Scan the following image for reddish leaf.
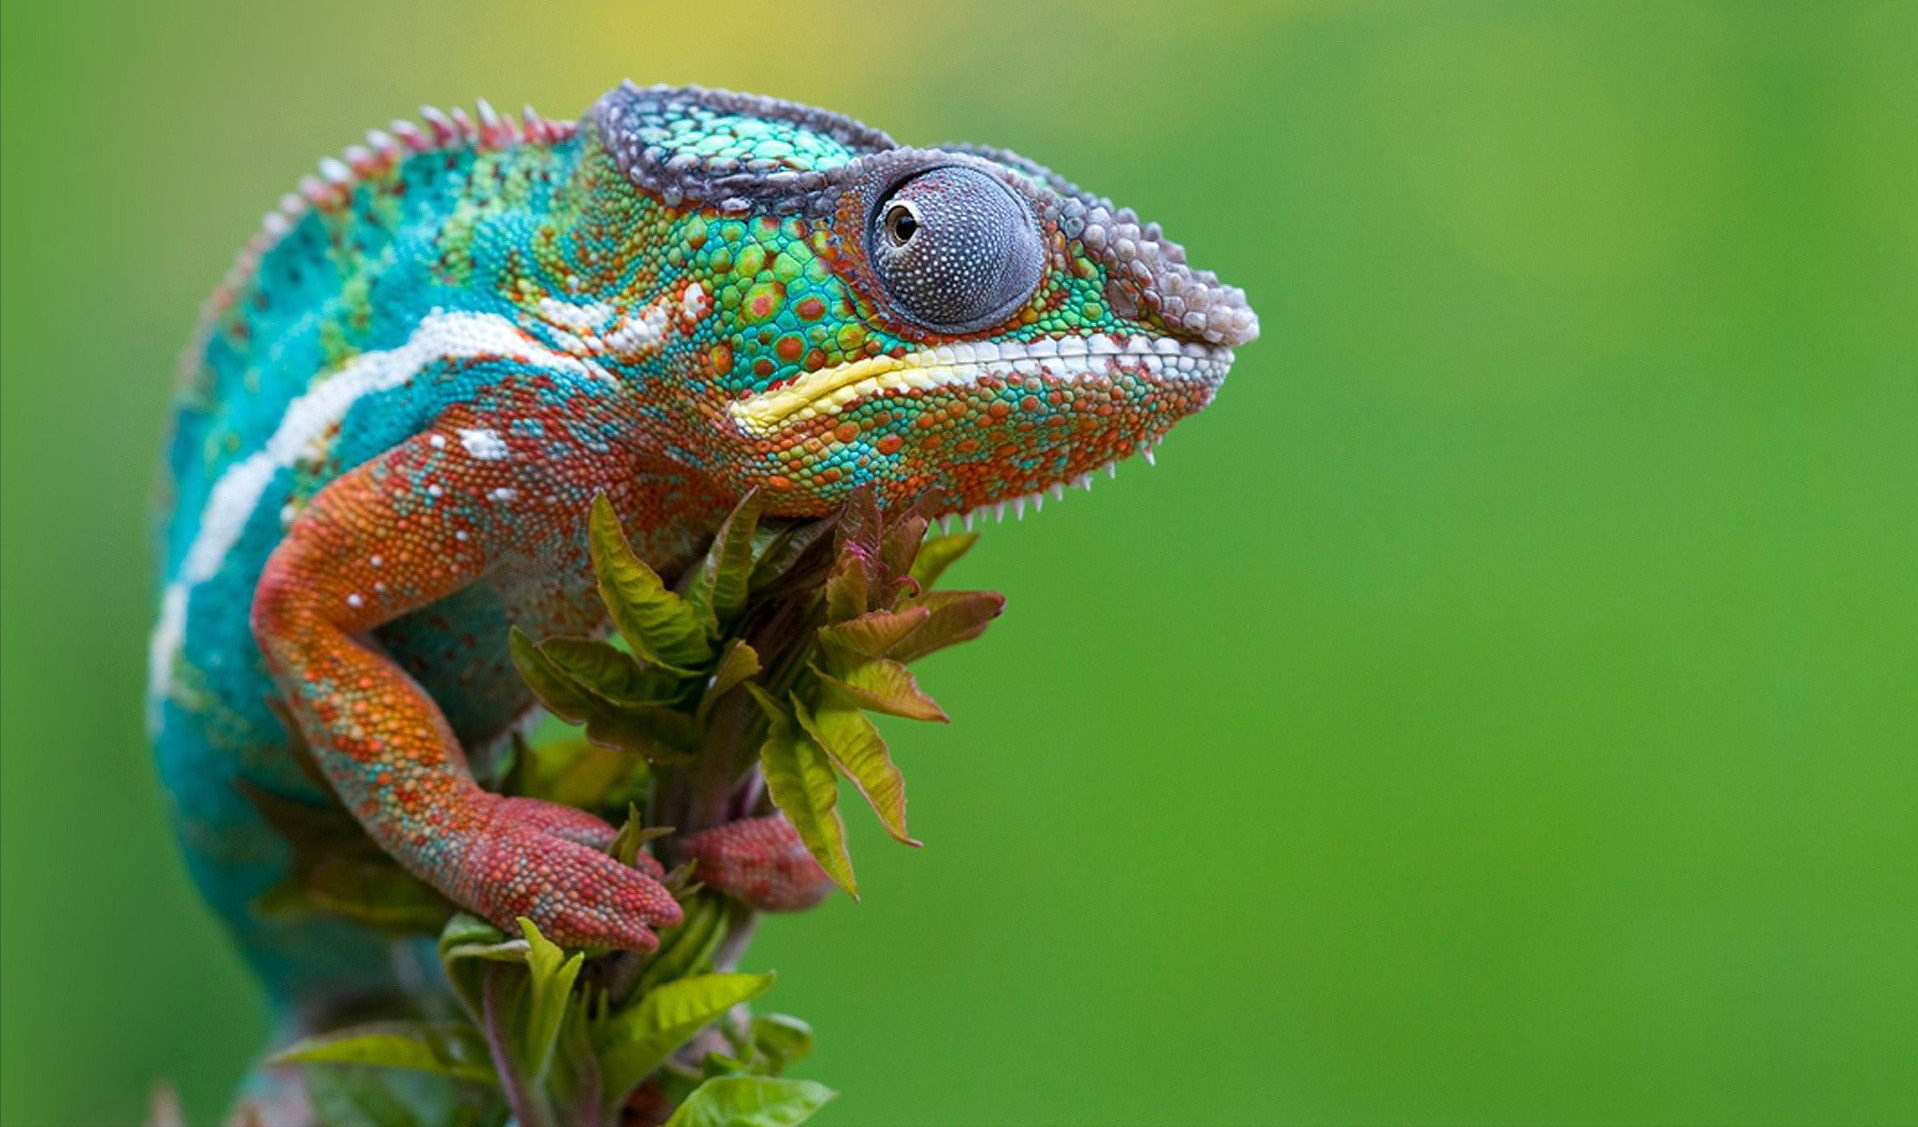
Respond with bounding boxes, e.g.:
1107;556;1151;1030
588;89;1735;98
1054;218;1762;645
816;606;931;659
889;590;1004;663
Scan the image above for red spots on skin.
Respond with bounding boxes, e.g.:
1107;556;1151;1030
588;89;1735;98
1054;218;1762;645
710;344;734;376
748;288;783;320
753;358;775;378
876;434;903;455
833;422;859;443
776;336;804;362
1021;395;1042;412
795;296;826;320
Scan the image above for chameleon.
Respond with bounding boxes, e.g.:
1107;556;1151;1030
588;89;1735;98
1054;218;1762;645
148;80;1257;1092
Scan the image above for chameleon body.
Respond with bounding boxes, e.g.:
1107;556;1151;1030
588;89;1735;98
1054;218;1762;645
149;84;1256;1034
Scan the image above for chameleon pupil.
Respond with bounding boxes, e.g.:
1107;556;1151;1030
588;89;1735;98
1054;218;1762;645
887;205;917;244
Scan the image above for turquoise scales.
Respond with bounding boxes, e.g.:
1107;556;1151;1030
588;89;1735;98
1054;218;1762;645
150;81;1256;1038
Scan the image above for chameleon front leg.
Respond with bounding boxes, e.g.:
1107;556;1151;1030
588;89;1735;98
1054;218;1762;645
252;416;682;950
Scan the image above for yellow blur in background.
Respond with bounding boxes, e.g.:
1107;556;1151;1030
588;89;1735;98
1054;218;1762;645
3;1;1914;1124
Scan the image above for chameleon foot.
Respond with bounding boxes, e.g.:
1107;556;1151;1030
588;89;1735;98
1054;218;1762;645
682;814;834;912
455;796;682;950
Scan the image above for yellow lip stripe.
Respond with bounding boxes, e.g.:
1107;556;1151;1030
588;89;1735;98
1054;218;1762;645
725;334;1220;438
728;353;913;436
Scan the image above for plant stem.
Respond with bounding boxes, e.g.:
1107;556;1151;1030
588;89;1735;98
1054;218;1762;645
710;902;759;973
483;963;555;1127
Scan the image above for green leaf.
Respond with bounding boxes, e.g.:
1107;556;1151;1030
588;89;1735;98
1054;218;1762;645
257;853;453;936
741;680;788;725
302;1062;496;1127
437;913;527;1022
909;531;979;590
271;1021;496;1086
508;626;602;722
696;639;761;726
816;606;931;660
538;636;658;705
439;911;511;954
887;589;1004;663
596;972;776;1115
509;736;650;811
663;1077;836;1127
547;1004;605;1127
759;713;858;896
516;918;585;1088
242;780;453;936
583;704;698;767
686;490;763;633
609;803;672;869
792;697;917;847
590;494;714;672
635;893;730;998
749;1015;815;1075
817;659;949;722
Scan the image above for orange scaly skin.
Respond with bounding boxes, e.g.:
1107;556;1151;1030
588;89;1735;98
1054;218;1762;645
251;419;694;948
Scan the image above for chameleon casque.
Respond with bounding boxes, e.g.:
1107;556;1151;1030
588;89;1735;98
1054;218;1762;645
148;81;1257;1078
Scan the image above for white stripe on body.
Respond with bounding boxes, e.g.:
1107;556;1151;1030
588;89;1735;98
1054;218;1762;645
146;309;613;727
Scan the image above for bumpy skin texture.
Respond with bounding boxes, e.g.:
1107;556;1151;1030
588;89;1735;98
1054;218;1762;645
149;84;1257;1010
682;815;835;912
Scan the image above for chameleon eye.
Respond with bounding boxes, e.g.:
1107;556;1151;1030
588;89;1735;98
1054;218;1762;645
883;202;920;246
866;166;1043;333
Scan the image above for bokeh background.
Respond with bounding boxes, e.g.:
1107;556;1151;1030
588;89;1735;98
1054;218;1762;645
4;1;1915;1124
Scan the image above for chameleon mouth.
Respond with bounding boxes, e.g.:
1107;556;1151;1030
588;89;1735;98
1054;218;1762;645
728;334;1232;438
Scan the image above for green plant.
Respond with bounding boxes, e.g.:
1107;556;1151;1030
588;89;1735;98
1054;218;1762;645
264;488;1002;1125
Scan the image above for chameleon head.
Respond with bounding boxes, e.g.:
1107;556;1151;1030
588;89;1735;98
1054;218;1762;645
593;84;1259;518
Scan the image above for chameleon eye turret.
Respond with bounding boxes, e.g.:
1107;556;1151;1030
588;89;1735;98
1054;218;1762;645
863;164;1045;333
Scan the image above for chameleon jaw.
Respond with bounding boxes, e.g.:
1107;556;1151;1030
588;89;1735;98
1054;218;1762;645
727;333;1232;438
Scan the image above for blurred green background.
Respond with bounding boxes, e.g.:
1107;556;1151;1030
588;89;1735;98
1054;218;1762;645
4;1;1915;1123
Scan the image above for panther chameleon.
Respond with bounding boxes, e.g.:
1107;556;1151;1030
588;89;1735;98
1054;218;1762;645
148;82;1258;1060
